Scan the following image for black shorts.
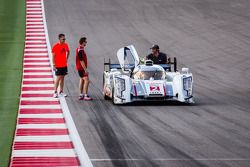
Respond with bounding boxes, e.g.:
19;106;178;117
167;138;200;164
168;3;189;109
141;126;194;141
78;70;88;78
55;67;68;76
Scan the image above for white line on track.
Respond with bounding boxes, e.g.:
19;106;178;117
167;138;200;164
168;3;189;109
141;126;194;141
26;32;45;35
26;36;46;39
26;26;44;29
24;62;50;65
13;149;77;157
22;84;54;87
21;97;57;101
27;5;42;8
14;135;71;142
21;90;54;93
18;114;63;118
26;29;44;32
25;44;46;47
26;8;42;11
24;58;49;60
17;124;66;129
26;18;43;21
23;73;52;76
22;78;53;81
20;105;61;109
24;49;48;52
26;2;41;5
24;53;48;56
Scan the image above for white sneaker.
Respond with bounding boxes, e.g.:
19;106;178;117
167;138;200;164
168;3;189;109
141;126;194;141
59;92;68;97
53;93;58;98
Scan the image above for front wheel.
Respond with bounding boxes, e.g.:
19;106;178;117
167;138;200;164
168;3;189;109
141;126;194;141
103;73;109;100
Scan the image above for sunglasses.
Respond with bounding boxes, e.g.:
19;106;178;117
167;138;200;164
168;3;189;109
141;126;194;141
61;38;66;41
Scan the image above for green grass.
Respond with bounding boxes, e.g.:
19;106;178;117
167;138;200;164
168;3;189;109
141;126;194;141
0;0;25;166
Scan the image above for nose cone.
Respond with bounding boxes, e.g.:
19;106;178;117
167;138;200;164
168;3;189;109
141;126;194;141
144;81;165;96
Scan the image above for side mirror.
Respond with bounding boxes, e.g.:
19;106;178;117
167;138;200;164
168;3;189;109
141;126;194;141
181;68;189;74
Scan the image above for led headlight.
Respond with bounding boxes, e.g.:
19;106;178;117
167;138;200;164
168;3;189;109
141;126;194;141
183;76;192;96
115;77;126;97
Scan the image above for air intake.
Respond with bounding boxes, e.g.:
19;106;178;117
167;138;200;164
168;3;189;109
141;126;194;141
145;60;153;66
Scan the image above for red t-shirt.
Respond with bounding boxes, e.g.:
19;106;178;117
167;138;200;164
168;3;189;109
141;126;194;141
76;46;87;71
52;42;69;68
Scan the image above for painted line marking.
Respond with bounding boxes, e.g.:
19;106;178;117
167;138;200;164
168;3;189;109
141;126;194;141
18;118;65;124
14;135;71;142
22;78;53;81
17;124;67;129
12;149;76;157
22;87;54;91
20;105;61;109
24;62;50;65
21;90;54;94
24;58;50;61
14;141;74;150
16;128;69;136
18;114;63;118
21;97;57;101
23;72;52;75
19;109;62;114
20;100;59;105
22;84;54;88
22;80;53;84
11;157;80;166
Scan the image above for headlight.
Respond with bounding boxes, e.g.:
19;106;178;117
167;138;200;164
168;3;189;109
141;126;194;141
115;77;126;97
183;77;192;96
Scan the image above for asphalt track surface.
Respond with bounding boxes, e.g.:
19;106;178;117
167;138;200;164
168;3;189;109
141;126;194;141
44;0;250;166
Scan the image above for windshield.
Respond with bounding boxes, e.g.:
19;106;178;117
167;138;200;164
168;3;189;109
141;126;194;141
133;70;165;80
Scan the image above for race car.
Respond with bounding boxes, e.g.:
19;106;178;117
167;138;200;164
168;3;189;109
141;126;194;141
103;45;194;104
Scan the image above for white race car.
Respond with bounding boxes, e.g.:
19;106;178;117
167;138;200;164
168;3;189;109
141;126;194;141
103;45;194;104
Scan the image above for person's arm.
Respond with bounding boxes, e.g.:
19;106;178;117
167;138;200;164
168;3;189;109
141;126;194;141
80;61;88;73
52;50;56;70
66;44;70;60
78;51;88;73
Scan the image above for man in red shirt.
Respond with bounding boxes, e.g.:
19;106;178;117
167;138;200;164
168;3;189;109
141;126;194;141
76;37;92;100
52;34;70;98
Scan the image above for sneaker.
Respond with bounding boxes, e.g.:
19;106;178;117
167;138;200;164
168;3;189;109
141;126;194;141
53;93;58;98
79;95;84;100
59;92;68;97
83;95;93;101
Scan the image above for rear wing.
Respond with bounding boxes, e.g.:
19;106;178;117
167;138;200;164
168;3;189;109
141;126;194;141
160;57;177;72
104;57;177;72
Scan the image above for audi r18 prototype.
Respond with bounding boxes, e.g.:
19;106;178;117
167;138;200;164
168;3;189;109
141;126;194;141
103;45;194;104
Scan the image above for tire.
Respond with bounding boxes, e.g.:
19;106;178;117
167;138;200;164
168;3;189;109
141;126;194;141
112;88;116;104
103;73;110;100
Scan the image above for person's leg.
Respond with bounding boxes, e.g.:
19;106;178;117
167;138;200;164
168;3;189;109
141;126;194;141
54;76;61;98
83;76;89;95
79;78;84;94
59;75;68;97
83;76;92;100
59;76;65;93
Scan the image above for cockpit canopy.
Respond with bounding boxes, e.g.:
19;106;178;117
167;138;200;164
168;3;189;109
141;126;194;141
132;65;166;80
